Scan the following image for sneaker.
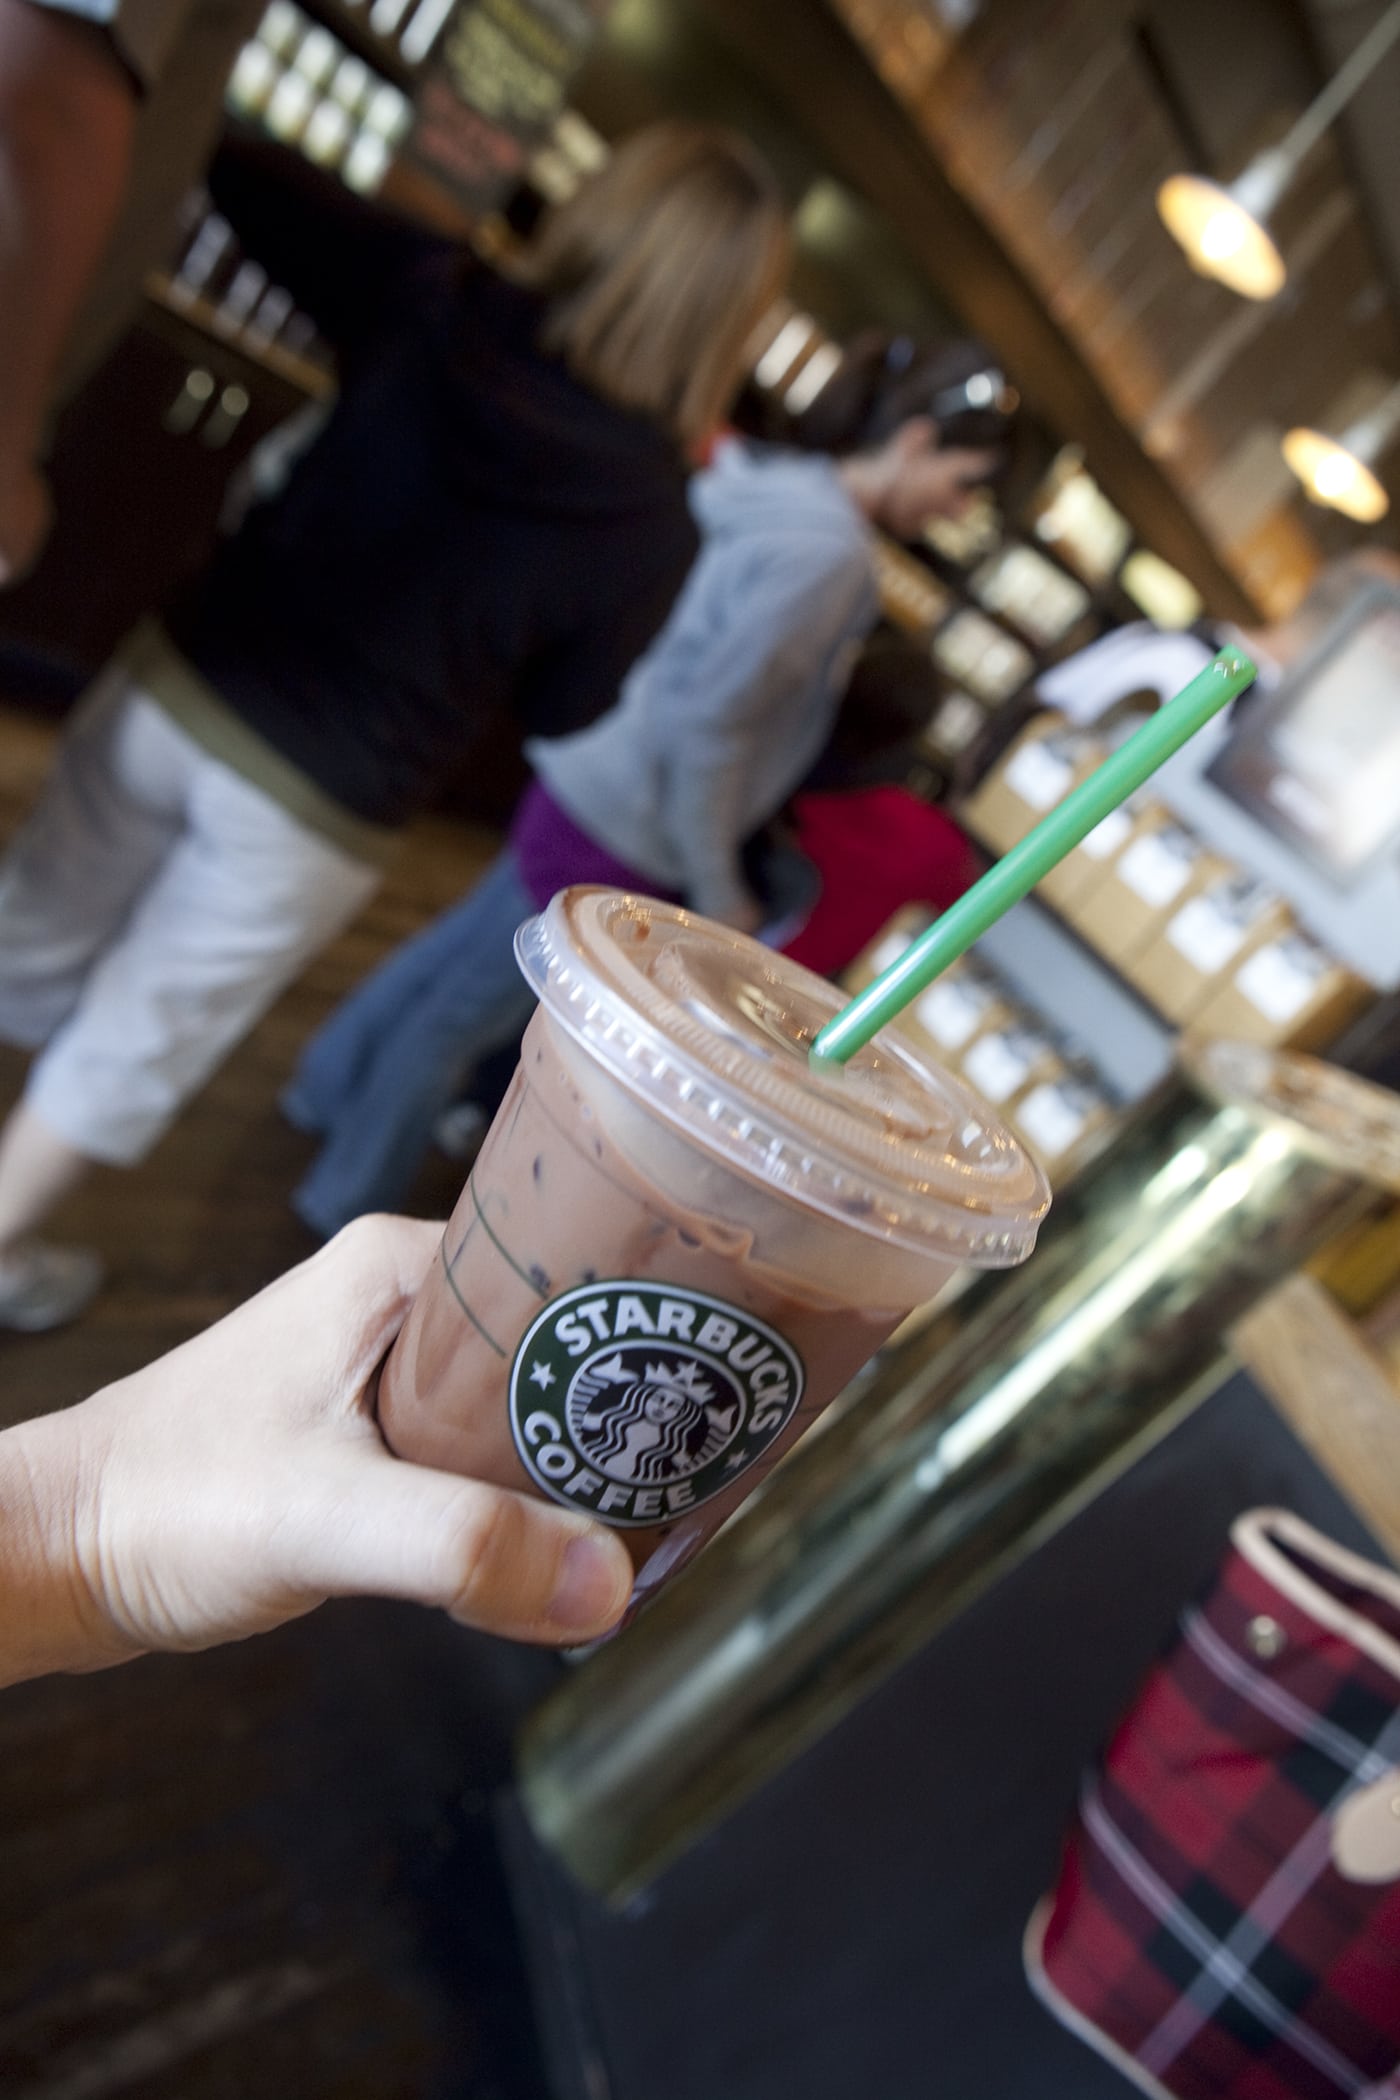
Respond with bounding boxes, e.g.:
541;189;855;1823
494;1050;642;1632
433;1101;489;1164
0;1242;104;1333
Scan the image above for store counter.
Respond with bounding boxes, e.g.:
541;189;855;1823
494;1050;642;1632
501;1364;1385;2100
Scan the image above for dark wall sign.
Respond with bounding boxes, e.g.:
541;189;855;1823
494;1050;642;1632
404;0;609;210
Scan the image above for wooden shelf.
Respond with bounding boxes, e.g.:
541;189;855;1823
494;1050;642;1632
143;272;335;400
1232;1275;1400;1566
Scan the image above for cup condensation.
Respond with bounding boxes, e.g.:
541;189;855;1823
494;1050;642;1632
377;889;1050;1585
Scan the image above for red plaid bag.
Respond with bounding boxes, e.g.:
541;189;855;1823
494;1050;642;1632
1026;1509;1400;2099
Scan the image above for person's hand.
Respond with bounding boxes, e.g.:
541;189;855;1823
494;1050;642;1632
927;441;1001;513
0;460;53;585
848;416;1001;541
2;1218;634;1683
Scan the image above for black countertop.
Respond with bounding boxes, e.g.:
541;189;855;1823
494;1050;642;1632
502;1368;1386;2100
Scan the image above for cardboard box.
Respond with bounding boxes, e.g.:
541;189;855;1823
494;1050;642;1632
1131;874;1294;1025
903;958;1017;1073
1069;809;1226;969
1036;795;1139;914
960;713;1083;855
1053;799;1152;944
1010;1071;1115;1180
841;906;934;995
1191;930;1373;1052
959;1021;1065;1112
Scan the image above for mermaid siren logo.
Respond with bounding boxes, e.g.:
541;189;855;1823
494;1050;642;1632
508;1283;806;1527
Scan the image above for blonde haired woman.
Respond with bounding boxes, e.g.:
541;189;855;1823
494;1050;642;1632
0;122;789;1328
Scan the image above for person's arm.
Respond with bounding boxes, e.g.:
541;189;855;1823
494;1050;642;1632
207;128;453;355
0;1216;631;1687
0;0;136;581
657;546;875;927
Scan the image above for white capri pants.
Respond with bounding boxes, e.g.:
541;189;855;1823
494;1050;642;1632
0;668;382;1165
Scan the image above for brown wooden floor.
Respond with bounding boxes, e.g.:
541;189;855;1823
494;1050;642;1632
0;699;560;2098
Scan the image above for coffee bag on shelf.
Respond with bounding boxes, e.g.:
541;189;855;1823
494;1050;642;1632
1131;872;1292;1023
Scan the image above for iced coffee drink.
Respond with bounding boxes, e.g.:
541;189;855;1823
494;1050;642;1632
378;888;1049;1585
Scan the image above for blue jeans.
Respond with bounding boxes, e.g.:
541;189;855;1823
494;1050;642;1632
286;851;539;1237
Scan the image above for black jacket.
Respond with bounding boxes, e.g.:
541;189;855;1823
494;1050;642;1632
166;139;699;827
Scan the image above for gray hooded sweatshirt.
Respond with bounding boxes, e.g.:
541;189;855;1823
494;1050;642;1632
526;442;878;922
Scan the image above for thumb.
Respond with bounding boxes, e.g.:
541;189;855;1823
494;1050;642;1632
291;1444;635;1645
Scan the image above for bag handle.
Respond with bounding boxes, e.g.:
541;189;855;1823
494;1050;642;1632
1234;1508;1400;1685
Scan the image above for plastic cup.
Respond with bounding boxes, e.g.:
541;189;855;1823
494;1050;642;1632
376;889;1051;1597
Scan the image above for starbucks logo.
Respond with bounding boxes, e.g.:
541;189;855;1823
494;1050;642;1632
508;1282;806;1528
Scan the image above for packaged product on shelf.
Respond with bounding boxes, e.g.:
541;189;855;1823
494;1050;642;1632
923;690;988;764
1192;929;1372;1052
873;540;952;635
968;543;1093;649
1070;809;1226;969
1010;1069;1114;1177
1035;788;1138;913
1132;873;1293;1024
960;1019;1064;1110
931;607;1034;703
1053;798;1150;941
840;906;934;993
910;956;1014;1061
961;712;1089;855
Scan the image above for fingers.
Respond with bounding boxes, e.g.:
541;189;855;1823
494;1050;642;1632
299;1451;634;1645
946;445;999;484
440;1487;634;1644
300;1221;635;1642
254;1214;444;1394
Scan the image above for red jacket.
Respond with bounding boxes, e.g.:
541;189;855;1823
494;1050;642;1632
781;784;982;978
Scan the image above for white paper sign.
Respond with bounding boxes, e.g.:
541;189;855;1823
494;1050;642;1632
1116;830;1196;910
1005;739;1074;811
963;1031;1035;1103
916;977;988;1049
1079;807;1134;861
1166;894;1249;975
1236;940;1327;1025
1017;1082;1093;1159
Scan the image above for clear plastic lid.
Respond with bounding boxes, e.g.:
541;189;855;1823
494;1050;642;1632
1182;1038;1400;1195
516;889;1050;1266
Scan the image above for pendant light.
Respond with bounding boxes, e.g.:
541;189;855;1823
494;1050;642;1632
1157;0;1400;300
1282;381;1400;522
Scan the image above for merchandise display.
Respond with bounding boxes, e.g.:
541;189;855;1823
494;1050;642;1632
226;0;413;193
1070;811;1230;969
849;594;1396;1191
1132;872;1292;1024
1194;929;1372;1054
842;932;1115;1183
952;695;1387;1068
960;713;1106;855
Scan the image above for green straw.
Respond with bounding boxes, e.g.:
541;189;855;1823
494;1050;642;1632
809;647;1257;1068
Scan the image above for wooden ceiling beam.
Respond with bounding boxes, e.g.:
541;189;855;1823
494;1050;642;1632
693;0;1260;622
